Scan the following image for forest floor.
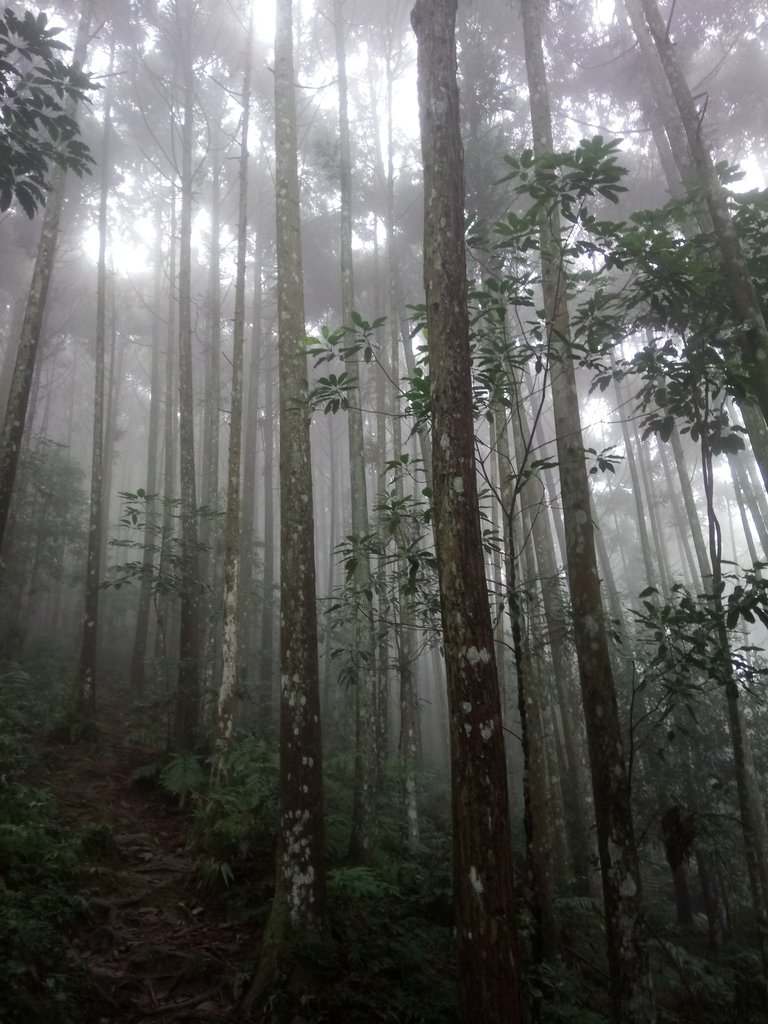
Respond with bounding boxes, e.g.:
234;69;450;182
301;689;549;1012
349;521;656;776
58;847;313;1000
33;708;257;1024
3;669;458;1024
6;676;766;1024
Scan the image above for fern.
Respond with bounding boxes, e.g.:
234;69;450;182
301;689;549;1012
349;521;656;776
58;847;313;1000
329;865;400;903
160;753;204;801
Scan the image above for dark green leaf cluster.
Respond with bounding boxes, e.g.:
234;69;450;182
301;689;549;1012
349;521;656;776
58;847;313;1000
498;136;629;219
306;313;386;412
633;580;768;700
0;6;95;216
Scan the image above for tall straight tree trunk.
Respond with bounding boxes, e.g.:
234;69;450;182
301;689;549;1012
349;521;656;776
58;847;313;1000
260;348;276;735
78;48;113;713
669;424;711;581
239;250;263;716
728;450;768;559
392;339;420;852
214;12;253;775
519;0;656;1020
334;0;378;864
632;427;672;599
174;0;201;749
199;120;223;722
100;301;123;574
656;440;701;590
412;2;521;1020
154;197;178;719
383;45;433;487
202;129;222;524
613;367;659;593
0;0;93;555
513;372;594;893
495;403;558;960
130;209;166;695
248;0;326;1005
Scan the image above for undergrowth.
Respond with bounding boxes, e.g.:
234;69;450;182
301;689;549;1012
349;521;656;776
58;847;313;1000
2;670;765;1024
0;664;106;1023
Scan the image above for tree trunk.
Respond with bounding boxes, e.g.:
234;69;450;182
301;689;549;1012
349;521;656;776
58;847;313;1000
248;0;327;1005
334;0;379;863
77;48;113;714
519;0;656;1019
130;209;165;695
496;400;559;959
239;249;264;724
153;195;179;723
214;13;253;776
514;376;595;894
412;2;521;1019
174;0;201;749
199;118;223;726
259;345;276;736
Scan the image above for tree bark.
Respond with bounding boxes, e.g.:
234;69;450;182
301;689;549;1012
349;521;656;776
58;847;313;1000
77;45;113;714
130;208;165;695
214;10;253;776
334;0;379;863
519;0;656;1019
412;2;521;1020
248;0;327;1005
174;0;201;749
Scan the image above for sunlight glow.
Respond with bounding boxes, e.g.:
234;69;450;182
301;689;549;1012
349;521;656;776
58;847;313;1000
82;222;153;278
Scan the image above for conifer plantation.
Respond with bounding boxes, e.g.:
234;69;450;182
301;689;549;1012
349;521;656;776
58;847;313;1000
1;1;768;1022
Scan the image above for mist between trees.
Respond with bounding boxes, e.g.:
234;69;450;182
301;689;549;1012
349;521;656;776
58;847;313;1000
1;1;768;1022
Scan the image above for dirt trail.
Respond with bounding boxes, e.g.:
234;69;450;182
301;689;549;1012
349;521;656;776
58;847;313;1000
40;710;255;1023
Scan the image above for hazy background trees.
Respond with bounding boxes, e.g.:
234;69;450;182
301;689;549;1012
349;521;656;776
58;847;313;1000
2;0;768;1020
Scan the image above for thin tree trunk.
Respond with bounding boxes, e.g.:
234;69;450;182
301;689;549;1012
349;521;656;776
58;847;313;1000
334;0;378;863
669;425;711;581
656;440;701;589
613;367;660;593
130;209;165;695
77;48;113;713
154;196;178;722
496;400;559;959
519;1;656;1019
239;251;263;719
514;378;595;894
174;0;201;749
259;347;276;735
199;120;223;726
214;13;253;776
